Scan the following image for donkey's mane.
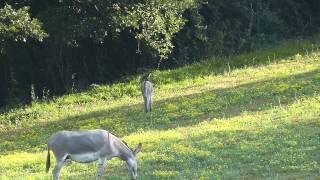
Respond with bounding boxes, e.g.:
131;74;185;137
121;140;134;153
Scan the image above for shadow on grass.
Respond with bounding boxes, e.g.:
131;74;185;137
152;38;320;85
0;69;319;154
136;118;320;179
1;37;318;113
44;117;320;179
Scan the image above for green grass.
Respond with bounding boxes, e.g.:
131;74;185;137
1;36;320;179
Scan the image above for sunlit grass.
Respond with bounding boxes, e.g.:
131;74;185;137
0;36;320;179
1;96;319;179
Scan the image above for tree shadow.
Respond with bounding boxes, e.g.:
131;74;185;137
136;117;320;179
0;69;319;154
1;37;317;112
152;38;319;85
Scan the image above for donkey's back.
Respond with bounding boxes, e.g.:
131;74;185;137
48;129;109;155
141;79;153;112
141;80;152;98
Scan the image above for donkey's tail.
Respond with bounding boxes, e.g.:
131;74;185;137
46;148;51;173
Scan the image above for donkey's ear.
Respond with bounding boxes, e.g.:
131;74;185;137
134;143;142;155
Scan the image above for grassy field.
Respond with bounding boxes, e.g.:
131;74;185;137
1;36;320;179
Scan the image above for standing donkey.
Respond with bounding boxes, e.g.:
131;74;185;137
141;72;153;112
46;129;142;180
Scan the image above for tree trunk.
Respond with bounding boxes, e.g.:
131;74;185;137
0;54;9;106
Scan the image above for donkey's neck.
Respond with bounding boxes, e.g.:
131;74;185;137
141;73;150;82
141;78;148;83
114;139;134;161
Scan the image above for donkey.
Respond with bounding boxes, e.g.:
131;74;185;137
141;72;153;112
46;129;142;180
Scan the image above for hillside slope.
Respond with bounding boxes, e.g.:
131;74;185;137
0;37;320;179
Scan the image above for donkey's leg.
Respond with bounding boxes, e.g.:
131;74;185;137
148;96;152;112
143;96;148;112
53;154;67;180
96;157;107;180
52;160;64;180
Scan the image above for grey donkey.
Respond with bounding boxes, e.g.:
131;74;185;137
46;129;142;180
141;73;153;112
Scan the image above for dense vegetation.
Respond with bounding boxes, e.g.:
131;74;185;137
0;37;320;179
1;1;320;179
0;0;320;106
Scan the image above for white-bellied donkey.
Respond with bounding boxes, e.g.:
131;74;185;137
46;129;142;180
141;73;153;112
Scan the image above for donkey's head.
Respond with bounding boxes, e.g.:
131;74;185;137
126;143;142;180
141;72;151;82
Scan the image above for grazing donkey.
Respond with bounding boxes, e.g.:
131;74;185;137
141;73;153;112
46;129;142;180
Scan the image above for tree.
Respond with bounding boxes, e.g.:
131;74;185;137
40;0;200;60
0;4;47;106
117;1;199;60
1;0;320;107
0;4;47;53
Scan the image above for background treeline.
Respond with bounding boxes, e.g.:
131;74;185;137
0;0;319;107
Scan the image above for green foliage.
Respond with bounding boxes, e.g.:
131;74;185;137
118;0;199;59
0;4;47;51
0;37;320;179
1;0;320;106
39;0;199;59
169;0;320;66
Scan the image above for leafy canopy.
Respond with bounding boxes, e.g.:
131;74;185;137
117;0;200;59
0;4;48;53
54;0;201;59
